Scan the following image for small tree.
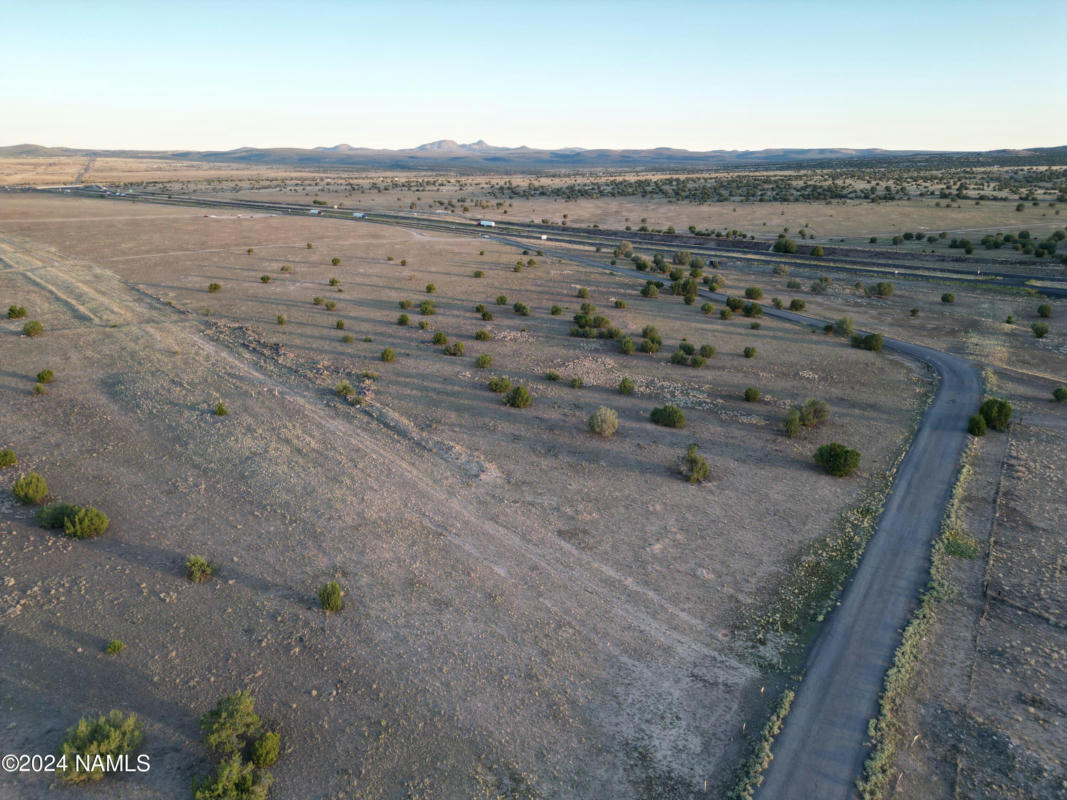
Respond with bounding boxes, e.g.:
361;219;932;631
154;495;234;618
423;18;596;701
619;377;635;395
397;313;409;325
1053;386;1067;402
59;711;143;783
63;507;109;539
1037;304;1052;318
588;406;618;437
1031;322;1049;338
833;317;855;336
814;443;861;476
967;414;987;436
810;245;824;257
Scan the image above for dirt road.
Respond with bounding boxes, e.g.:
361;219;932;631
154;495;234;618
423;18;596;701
502;237;983;799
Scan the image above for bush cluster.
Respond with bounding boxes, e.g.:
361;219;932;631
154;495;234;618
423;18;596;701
783;398;830;437
442;342;465;356
0;449;16;468
419;300;435;315
8;305;28;318
851;332;884;351
814;443;861;476
978;397;1012;431
650;405;686;428
488;375;511;393
59;711;143;784
504;385;532;408
22;320;44;337
194;691;279;800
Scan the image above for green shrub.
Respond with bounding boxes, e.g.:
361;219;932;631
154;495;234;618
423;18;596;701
503;385;532;408
851;332;884;351
59;711;143;784
260;275;271;284
701;302;714;314
276;314;286;325
488;375;511;393
619;336;635;354
577;287;590;298
1031;322;1049;338
442;342;464;356
513;302;530;315
214;402;228;416
419;300;436;315
726;296;745;311
200;691;262;757
397;313;409;325
544;370;561;382
1037;304;1051;318
682;444;709;483
399;299;413;310
13;472;48;504
640;338;661;353
550;305;562;315
833;317;855;336
941;292;955;304
750;322;761;330
313;296;324;306
475;354;492;368
789;298;806;311
335;380;356;398
279;265;292;273
1053;386;1067;402
743;302;762;317
63;506;109;539
8;305;27;318
22;320;44;337
186;555;216;582
35;502;77;528
319;581;344;612
786;278;803;290
669;349;689;366
208;283;221;293
650;405;685;428
744;286;763;299
331;257;341;266
105;639;125;655
335;319;345;330
773;264;790;276
588;406;618;437
432;331;448;345
743;346;757;358
0;449;16;468
380;348;395;362
614;299;627;309
798;398;830;428
744;387;760;402
771;297;783;309
496;295;508;305
979;398;1012;431
720;307;733;320
325;300;336;311
329;277;340;287
868;281;894;298
32;382;47;395
783;409;801;437
481;311;493;321
967;413;987;437
473;270;484;278
249;731;280;768
814;443;861;476
425;283;436;293
475;329;490;341
619;377;635;395
569;376;583;389
641;282;659;298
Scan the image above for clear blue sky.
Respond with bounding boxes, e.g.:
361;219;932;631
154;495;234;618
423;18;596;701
3;0;1064;152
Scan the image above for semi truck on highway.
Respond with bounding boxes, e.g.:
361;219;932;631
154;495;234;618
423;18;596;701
478;220;495;227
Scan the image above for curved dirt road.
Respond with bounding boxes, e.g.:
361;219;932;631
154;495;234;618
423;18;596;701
496;238;982;799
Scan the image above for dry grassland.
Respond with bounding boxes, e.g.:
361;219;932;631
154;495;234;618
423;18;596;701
0;193;924;798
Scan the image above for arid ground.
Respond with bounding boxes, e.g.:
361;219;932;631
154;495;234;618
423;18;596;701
1;175;1064;799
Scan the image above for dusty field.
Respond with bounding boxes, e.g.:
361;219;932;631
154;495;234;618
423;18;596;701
886;371;1067;799
0;194;923;798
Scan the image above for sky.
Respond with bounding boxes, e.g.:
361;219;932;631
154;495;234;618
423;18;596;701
3;0;1064;152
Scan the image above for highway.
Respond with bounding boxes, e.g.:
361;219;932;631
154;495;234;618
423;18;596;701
34;185;1067;297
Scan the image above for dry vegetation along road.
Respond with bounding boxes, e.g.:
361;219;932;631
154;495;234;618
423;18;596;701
506;236;984;799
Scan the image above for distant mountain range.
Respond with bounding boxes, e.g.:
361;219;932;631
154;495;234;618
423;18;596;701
2;140;1066;172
